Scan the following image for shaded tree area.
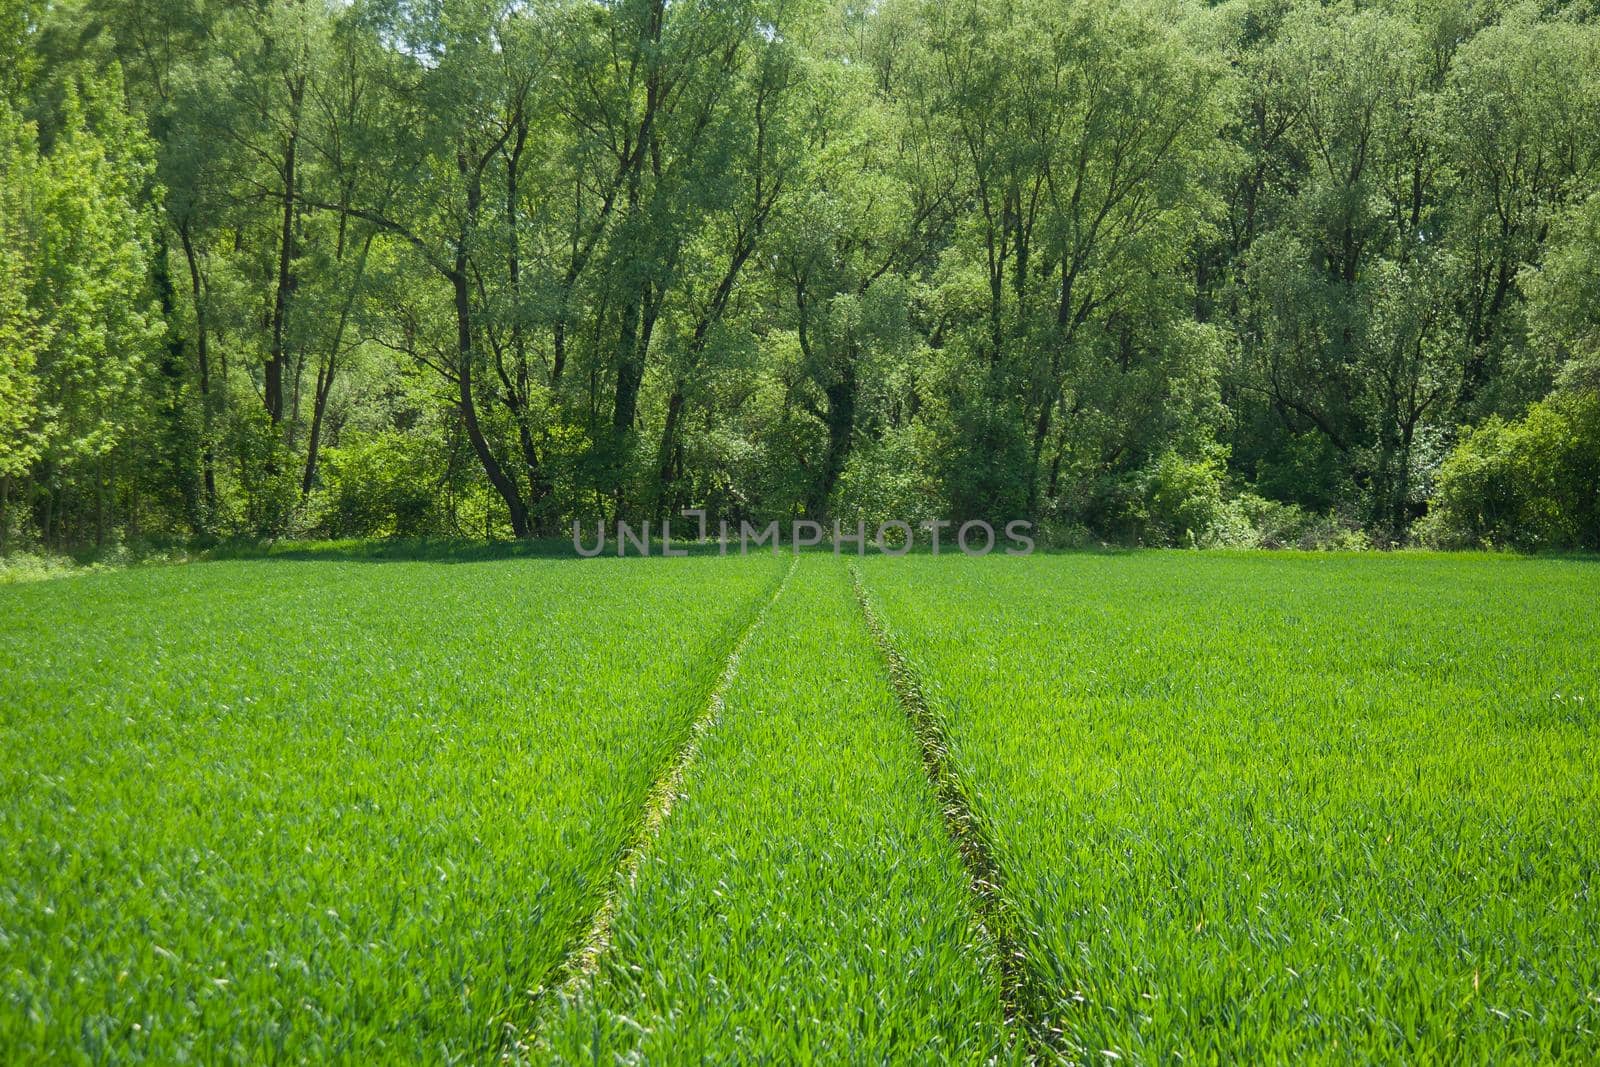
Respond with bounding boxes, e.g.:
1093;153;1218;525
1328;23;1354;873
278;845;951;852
2;0;1598;552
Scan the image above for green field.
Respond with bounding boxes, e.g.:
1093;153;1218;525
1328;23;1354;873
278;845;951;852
858;553;1600;1061
0;556;783;1061
3;552;1598;1063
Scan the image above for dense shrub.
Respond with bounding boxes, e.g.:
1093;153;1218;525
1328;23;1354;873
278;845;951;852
1063;445;1375;549
1143;451;1229;546
1216;495;1372;550
830;427;940;531
1419;391;1600;550
317;432;446;538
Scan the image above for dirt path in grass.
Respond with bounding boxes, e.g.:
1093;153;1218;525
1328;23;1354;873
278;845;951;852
850;564;1060;1062
542;554;800;1000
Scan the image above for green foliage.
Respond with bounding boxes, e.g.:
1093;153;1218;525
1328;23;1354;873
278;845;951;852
3;0;1598;551
937;384;1036;523
1421;390;1600;550
0;105;44;482
0;550;87;584
1141;450;1230;547
25;74;162;472
912;0;1230;516
1221;0;1600;542
317;430;447;538
1530;192;1600;393
1213;492;1373;551
831;425;941;528
220;404;299;538
1247;427;1351;513
0;58;165;550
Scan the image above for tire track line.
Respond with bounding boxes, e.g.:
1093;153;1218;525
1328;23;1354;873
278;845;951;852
849;564;1059;1063
544;554;800;1003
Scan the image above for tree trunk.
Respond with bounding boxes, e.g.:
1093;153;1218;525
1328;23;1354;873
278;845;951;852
815;363;856;516
609;279;662;517
128;459;140;542
178;221;217;514
266;78;305;429
1028;393;1054;515
287;349;307;449
301;359;334;497
612;348;644;433
301;216;374;498
552;315;568;388
41;480;55;552
503;120;555;533
94;456;106;548
654;382;685;519
151;225;201;530
608;275;646;435
452;264;531;539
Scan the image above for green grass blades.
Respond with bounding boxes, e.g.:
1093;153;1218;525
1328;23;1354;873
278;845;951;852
0;555;782;1064
540;555;1014;1064
858;551;1600;1063
7;550;1599;1063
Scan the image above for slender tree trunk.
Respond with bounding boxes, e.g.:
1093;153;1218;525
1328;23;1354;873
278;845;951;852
266;78;305;430
1029;396;1054;514
41;481;55;552
128;457;140;543
178;221;217;514
287;349;307;449
504;119;554;532
301;360;334;497
612;347;644;432
1030;260;1088;514
1393;416;1419;540
452;260;530;539
610;275;662;517
1459;255;1516;412
609;24;665;449
815;363;857;517
301;215;374;498
94;457;106;548
612;205;648;439
654;382;685;520
552;315;568;388
150;225;201;530
19;473;33;550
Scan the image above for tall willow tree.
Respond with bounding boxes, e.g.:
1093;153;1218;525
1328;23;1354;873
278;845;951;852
1213;0;1600;536
2;0;1597;549
909;0;1230;519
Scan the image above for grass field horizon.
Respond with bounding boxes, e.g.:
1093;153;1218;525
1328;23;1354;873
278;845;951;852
3;550;1597;1062
10;536;1598;588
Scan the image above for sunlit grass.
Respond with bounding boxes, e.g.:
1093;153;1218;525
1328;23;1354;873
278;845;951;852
0;555;782;1062
541;556;1013;1063
860;551;1600;1061
5;549;1597;1062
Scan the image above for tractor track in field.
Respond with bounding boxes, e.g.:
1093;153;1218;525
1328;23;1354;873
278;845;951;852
535;555;800;1012
850;565;1061;1064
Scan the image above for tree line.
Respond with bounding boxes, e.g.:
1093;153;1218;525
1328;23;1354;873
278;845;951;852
2;0;1597;553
